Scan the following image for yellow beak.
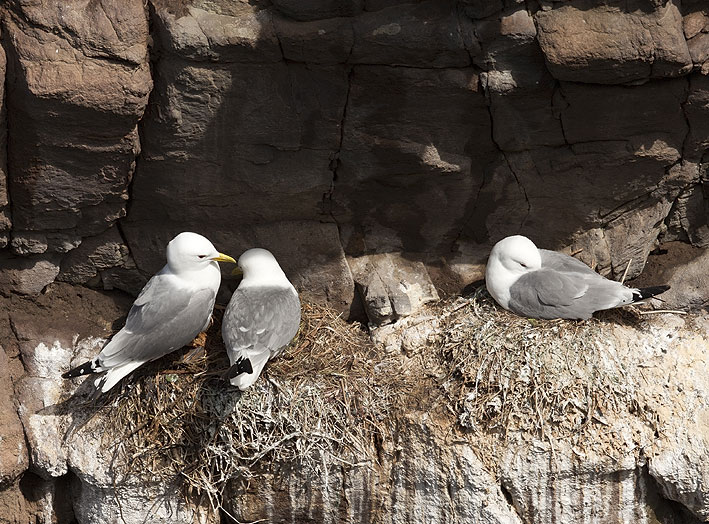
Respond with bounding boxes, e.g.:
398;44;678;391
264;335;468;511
211;253;237;264
231;267;243;276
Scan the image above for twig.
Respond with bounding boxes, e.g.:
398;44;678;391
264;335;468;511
638;309;687;315
620;258;632;284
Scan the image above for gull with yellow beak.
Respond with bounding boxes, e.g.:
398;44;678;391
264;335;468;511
63;232;236;393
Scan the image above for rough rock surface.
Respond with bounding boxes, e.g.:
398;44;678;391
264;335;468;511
536;0;693;84
0;39;9;250
1;0;709;521
225;414;523;524
349;252;439;325
2;285;708;523
0;345;26;488
0;0;705;316
1;0;151;297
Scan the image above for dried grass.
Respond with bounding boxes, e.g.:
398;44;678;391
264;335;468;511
95;288;646;511
102;303;408;511
432;288;640;440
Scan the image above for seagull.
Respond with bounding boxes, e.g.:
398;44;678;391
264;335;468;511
62;232;236;392
222;248;301;390
485;235;669;320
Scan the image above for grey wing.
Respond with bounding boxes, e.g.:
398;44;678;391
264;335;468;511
540;249;597;276
222;287;301;361
509;269;592;319
99;275;217;367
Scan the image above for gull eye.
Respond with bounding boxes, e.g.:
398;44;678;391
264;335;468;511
198;255;207;259
519;262;528;268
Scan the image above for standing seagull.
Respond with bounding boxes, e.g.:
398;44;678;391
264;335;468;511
485;235;669;320
222;248;301;390
63;232;236;392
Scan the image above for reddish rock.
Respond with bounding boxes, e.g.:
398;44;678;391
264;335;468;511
0;0;151;294
349;253;439;325
0;37;8;250
536;0;693;84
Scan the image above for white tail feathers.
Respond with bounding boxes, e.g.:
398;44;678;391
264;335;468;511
229;351;271;391
95;361;145;393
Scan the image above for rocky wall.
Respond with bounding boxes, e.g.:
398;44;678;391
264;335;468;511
1;284;708;523
1;1;709;522
0;0;705;318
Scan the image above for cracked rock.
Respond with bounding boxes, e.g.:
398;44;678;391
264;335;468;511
536;0;693;84
349;253;439;325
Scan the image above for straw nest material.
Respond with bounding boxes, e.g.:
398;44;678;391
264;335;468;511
433;289;643;439
96;289;646;510
103;302;412;509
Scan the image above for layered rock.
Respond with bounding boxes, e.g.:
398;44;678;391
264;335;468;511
0;0;151;294
0;1;708;519
536;0;693;84
0;0;706;313
225;414;523;524
122;2;355;309
0;39;9;249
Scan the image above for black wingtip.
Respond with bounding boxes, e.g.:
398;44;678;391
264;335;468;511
62;359;100;379
225;357;253;380
632;285;670;302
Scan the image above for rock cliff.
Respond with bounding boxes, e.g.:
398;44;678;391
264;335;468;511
1;0;709;523
1;285;709;523
0;0;706;316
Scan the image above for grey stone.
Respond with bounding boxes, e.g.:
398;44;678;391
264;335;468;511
10;232;48;256
351;1;473;68
0;34;9;247
57;228;131;285
634;242;709;311
0;345;27;487
155;5;281;63
349;253;439;325
0;254;60;296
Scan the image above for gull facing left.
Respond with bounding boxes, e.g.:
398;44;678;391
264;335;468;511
485;235;669;320
222;248;301;390
63;232;236;393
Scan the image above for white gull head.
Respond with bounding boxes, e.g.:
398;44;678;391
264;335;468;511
237;248;294;290
165;232;236;276
485;235;542;309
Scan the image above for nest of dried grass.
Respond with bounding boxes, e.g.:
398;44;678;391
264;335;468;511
102;302;408;510
432;288;640;440
92;286;647;512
